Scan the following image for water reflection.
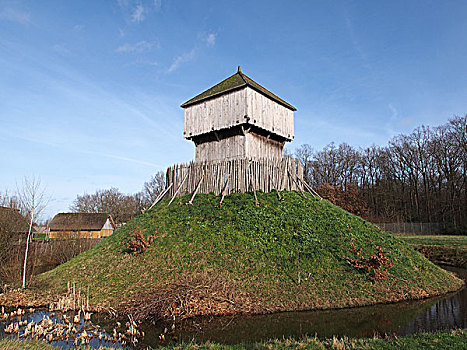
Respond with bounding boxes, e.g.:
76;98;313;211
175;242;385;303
0;309;124;349
135;266;466;347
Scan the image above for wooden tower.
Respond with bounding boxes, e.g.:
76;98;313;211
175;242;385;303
181;67;296;162
164;67;304;198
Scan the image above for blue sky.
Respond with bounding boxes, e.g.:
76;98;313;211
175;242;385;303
1;0;466;219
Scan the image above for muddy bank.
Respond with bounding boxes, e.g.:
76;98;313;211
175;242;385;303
413;245;467;268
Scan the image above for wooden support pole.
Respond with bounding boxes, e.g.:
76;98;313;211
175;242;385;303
186;173;205;205
147;183;173;211
168;172;189;206
298;177;322;200
250;178;260;206
146;187;164;211
217;175;230;208
269;174;284;201
288;169;306;198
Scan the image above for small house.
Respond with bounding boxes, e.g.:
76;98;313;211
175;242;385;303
49;213;116;239
0;206;30;242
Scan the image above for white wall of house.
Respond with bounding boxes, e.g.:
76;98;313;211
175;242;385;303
102;218;113;230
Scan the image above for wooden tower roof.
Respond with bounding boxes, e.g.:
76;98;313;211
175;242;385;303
181;66;296;111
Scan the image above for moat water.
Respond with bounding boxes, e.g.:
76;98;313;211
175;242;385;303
1;265;466;349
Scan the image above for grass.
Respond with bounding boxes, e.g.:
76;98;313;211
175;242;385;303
399;235;467;268
33;233;47;240
1;329;467;349
400;235;467;247
9;191;462;319
159;329;467;349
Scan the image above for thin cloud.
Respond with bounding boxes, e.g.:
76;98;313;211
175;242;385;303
167;49;196;73
388;104;398;120
131;4;145;22
73;24;84;32
153;0;161;11
0;8;31;24
97;152;160;167
122;59;158;67
117;0;130;7
206;33;216;47
115;40;158;53
52;44;70;55
118;1;161;24
5;131;160;168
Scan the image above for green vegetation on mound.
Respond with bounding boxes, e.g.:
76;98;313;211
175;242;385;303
400;235;467;268
39;192;462;320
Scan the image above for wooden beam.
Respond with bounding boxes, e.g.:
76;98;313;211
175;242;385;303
299;177;322;200
186;173;205;205
250;177;260;207
288;169;306;198
217;175;230;208
147;183;173;211
269;174;284;201
168;172;189;206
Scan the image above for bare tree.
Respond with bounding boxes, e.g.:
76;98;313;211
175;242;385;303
291;115;466;231
295;144;314;183
142;171;166;207
70;187;143;224
16;176;48;289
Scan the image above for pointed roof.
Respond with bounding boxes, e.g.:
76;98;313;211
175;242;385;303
181;66;296;111
0;206;29;234
49;213;115;231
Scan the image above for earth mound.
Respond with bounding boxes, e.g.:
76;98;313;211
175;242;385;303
39;191;463;321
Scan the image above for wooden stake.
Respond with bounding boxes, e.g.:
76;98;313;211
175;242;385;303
250;178;260;206
217;174;230;208
269;174;284;201
186;173;204;205
288;169;306;198
147;183;173;210
168;172;189;206
299;177;322;200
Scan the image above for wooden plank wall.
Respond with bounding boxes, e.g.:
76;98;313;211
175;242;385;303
166;157;304;197
184;88;247;138
245;133;284;160
246;87;294;140
195;134;246;162
184;87;294;141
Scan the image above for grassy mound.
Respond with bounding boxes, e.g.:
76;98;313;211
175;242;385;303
38;191;462;321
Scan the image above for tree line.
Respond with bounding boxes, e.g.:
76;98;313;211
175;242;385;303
294;115;466;233
5;116;460;231
68;115;465;232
